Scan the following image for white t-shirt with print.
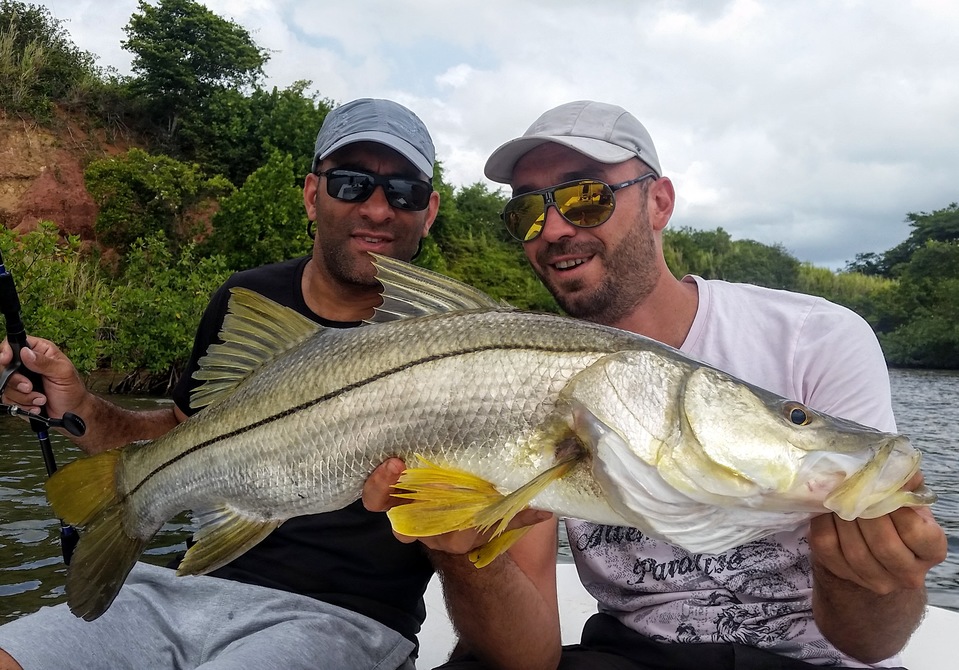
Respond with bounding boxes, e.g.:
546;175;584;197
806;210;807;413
567;276;901;668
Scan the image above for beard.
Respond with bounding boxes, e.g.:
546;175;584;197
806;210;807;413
536;208;661;325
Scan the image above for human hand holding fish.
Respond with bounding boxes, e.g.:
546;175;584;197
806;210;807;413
806;471;946;662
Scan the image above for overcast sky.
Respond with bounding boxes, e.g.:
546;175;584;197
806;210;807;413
40;0;959;269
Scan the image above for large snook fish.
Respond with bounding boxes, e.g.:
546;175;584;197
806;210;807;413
46;256;935;621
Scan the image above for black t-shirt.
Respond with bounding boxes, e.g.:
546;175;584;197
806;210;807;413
170;256;434;646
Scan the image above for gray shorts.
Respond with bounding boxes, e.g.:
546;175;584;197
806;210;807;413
0;562;416;670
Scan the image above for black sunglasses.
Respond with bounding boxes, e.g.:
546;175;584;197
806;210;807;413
501;174;656;242
315;169;433;211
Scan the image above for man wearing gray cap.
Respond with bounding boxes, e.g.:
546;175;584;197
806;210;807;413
0;98;439;670
365;101;945;669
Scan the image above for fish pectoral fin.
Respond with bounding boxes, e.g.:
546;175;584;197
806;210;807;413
387;457;504;536
469;526;534;568
177;506;281;576
472;453;581;537
190;288;322;409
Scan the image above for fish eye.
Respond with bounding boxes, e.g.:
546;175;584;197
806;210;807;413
785;403;810;426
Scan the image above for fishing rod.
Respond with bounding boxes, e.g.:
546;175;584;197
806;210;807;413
0;248;85;565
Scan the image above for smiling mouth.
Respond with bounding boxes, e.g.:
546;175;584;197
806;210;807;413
553;257;589;270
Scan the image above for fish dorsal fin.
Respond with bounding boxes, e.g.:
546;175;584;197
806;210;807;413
190;287;321;409
368;253;504;323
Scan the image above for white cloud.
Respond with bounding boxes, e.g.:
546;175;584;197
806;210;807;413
39;0;959;269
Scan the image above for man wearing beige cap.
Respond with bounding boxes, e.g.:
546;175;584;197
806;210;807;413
366;101;946;669
0;98;439;670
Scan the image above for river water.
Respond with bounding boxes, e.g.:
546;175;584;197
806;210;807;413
0;369;957;621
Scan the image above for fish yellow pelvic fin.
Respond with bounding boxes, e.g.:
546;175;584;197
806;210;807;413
190;288;321;409
471;452;581;536
46;449;122;526
388;457;505;536
65;504;148;621
388;452;581;567
177;506;281;576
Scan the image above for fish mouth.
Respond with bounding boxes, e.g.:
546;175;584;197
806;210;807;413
823;435;931;520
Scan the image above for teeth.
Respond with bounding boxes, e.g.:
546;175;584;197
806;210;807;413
555;258;586;269
363;237;385;244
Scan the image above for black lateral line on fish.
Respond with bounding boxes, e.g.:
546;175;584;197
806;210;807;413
124;341;601;500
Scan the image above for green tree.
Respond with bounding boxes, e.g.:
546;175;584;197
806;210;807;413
179;82;332;186
719;239;800;289
122;0;268;145
663;226;732;278
85;148;233;254
852;202;959;276
108;233;229;392
0;1;100;117
877;240;959;368
203;150;311;271
0;222;112;373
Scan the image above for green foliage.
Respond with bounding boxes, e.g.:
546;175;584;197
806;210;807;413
796;263;895;327
663;226;731;278
0;222;112;373
847;202;959;276
719;239;800;289
203;150;312;271
178;82;332;186
663;227;799;289
0;1;100;118
85;148;233;254
876;240;959;368
122;0;268;145
107;233;229;391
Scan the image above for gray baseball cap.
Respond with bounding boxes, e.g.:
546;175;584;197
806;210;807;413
484;100;661;183
312;98;435;177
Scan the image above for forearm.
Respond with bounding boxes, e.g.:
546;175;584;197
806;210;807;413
431;522;561;670
812;561;925;663
67;392;182;454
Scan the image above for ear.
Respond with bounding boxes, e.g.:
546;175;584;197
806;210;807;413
648;176;675;232
421;190;441;236
303;172;320;221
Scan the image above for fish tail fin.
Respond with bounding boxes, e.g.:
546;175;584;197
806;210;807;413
46;449;122;526
45;450;148;620
64;504;148;621
388;452;580;567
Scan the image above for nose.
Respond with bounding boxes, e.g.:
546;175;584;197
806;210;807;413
538;203;579;243
356;185;394;222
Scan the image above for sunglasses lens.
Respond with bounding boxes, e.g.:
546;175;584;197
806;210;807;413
326;172;375;202
503;193;547;241
386;179;432;211
554;181;614;228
